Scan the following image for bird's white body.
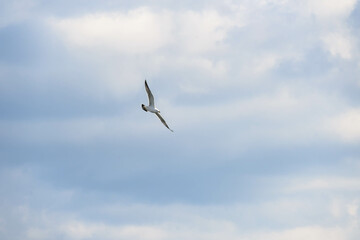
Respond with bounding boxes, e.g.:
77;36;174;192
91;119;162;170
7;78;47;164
144;105;160;113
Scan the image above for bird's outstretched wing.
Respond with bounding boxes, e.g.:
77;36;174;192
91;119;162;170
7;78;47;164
145;80;155;107
155;112;173;132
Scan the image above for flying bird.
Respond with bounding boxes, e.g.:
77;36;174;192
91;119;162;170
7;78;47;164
141;80;173;132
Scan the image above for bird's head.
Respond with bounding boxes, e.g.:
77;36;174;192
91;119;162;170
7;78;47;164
141;104;148;112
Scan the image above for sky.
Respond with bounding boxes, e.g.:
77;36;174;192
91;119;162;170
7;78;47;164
0;0;360;239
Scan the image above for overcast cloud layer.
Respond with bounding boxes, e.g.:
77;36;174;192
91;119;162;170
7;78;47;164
1;0;360;239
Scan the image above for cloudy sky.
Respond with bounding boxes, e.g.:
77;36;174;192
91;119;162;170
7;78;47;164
1;0;360;239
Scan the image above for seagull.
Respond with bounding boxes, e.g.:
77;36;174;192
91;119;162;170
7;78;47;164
141;80;173;132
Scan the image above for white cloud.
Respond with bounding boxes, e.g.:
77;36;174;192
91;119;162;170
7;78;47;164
51;8;174;54
2;166;360;240
48;7;243;97
322;32;354;59
248;53;282;75
15;202;360;240
59;222;167;240
328;108;360;142
286;177;360;192
246;226;352;240
26;221;167;240
305;0;358;19
31;219;359;240
176;10;238;54
50;8;241;55
347;201;359;216
27;227;52;240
